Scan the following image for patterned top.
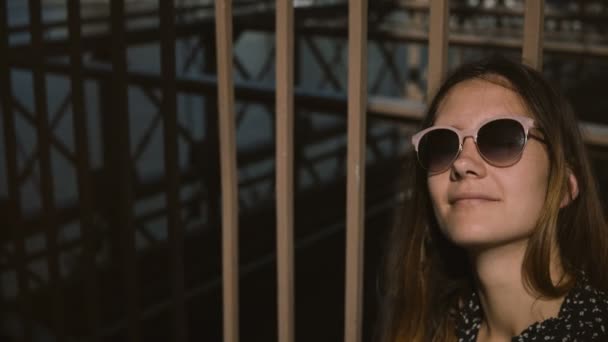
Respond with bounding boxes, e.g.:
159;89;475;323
455;277;608;341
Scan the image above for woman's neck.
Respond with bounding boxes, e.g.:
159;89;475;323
469;239;565;341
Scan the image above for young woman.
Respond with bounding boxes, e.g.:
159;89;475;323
378;56;608;341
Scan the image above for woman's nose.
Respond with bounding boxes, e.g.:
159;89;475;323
451;137;487;179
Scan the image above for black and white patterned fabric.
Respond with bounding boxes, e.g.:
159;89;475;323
455;276;608;341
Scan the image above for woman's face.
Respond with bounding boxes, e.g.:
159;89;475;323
427;78;550;250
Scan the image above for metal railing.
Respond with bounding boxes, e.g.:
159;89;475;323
2;1;608;341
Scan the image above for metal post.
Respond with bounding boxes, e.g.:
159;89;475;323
214;1;240;342
344;0;368;341
160;1;187;340
522;0;545;70
66;1;101;340
0;1;33;340
110;1;140;340
28;0;65;340
275;1;295;341
427;0;449;99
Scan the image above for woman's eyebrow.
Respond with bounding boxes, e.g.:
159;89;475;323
434;120;466;130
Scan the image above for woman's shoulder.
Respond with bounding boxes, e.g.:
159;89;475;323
557;275;608;339
567;274;608;310
515;276;607;341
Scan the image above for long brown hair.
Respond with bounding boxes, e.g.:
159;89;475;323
377;56;608;342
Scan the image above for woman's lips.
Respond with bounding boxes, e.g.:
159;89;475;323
448;193;500;205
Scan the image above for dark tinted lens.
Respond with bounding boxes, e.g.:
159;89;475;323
418;129;460;172
477;119;526;166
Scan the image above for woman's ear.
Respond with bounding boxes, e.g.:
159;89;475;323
560;170;579;208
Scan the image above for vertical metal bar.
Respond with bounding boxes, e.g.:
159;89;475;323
275;1;295;342
427;0;449;100
28;1;65;340
66;1;101;340
405;45;424;101
522;0;544;70
344;0;368;341
160;2;187;341
293;35;303;193
214;2;240;342
110;1;140;340
0;2;33;341
202;35;222;241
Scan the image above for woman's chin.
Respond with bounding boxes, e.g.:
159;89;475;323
444;229;529;252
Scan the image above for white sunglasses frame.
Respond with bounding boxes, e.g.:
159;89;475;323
411;115;542;173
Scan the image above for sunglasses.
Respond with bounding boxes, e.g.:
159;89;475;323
411;116;545;173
